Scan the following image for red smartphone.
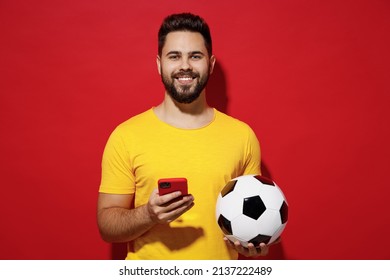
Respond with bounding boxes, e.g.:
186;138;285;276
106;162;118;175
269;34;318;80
158;178;188;196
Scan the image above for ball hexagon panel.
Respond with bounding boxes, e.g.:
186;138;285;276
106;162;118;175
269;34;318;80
269;223;287;244
254;209;283;236
257;184;286;210
215;191;243;221
233;176;268;198
230;210;281;242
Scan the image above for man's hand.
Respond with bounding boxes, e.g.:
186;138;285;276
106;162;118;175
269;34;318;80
147;188;194;224
224;237;281;257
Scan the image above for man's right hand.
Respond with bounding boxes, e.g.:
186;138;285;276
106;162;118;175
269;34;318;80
147;188;194;224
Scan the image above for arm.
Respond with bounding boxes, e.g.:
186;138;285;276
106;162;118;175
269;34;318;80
97;189;194;243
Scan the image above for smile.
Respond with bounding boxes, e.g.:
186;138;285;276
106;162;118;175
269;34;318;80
177;77;194;81
174;74;197;85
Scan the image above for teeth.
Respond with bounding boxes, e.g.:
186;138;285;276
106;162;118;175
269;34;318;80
178;77;193;81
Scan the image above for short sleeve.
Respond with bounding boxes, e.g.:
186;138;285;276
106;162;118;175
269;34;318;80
242;126;261;176
99;127;135;194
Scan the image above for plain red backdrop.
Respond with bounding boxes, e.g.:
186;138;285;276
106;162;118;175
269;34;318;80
1;0;389;259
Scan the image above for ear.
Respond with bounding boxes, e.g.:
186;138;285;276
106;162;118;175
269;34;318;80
209;55;216;75
156;55;162;75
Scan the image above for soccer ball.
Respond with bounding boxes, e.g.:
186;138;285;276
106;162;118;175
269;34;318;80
216;174;288;247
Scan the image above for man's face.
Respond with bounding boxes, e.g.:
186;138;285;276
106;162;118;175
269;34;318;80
157;31;215;104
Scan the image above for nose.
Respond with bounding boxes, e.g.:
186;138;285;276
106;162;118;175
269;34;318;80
180;57;192;71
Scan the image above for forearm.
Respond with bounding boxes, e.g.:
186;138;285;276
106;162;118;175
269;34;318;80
97;204;156;243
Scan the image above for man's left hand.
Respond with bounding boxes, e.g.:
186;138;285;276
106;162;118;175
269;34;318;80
224;237;278;257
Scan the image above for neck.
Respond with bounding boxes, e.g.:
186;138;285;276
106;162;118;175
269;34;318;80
154;92;214;129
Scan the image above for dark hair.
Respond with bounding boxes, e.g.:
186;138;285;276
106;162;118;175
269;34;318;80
158;13;212;56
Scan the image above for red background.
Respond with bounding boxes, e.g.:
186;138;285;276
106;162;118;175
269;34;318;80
1;0;389;260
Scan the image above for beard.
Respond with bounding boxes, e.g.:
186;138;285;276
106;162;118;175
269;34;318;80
161;69;210;104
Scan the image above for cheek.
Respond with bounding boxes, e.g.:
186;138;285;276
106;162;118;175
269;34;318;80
160;68;174;84
161;67;170;79
160;63;175;76
197;62;211;74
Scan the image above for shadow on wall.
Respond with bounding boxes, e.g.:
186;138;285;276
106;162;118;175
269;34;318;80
207;61;228;113
111;61;285;260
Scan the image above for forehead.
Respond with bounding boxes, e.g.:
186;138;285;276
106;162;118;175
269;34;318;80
162;31;207;55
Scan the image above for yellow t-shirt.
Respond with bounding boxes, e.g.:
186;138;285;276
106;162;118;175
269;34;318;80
99;108;261;259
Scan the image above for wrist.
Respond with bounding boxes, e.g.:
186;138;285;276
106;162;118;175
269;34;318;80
144;202;159;225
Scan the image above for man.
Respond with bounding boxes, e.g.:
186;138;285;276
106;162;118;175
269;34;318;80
97;13;272;259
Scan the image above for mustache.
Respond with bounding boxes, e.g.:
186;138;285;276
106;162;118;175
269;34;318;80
172;70;200;79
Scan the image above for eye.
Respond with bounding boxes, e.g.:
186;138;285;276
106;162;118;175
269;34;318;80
191;54;203;60
168;55;180;60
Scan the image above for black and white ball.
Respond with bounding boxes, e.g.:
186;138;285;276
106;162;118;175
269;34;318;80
216;175;288;247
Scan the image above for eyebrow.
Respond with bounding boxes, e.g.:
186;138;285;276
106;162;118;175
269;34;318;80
165;51;205;56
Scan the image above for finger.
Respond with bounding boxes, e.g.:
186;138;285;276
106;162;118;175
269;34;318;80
162;194;194;212
155;190;184;205
223;237;234;249
170;199;194;215
247;243;258;256
158;197;195;222
258;243;269;256
233;240;246;255
148;189;191;223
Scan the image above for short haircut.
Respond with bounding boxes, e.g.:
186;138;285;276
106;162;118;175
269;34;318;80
158;13;212;56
